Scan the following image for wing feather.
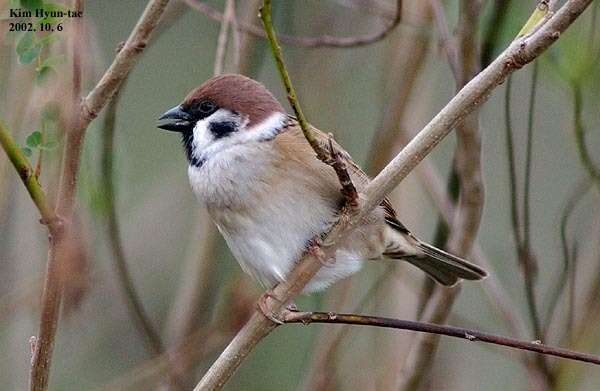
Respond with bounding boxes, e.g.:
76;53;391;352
276;117;407;233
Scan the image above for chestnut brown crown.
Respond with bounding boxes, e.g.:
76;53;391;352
181;74;286;127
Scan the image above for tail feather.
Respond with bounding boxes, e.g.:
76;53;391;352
386;241;488;286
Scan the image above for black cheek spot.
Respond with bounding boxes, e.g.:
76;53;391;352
210;121;237;139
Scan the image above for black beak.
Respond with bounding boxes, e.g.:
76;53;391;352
157;105;193;132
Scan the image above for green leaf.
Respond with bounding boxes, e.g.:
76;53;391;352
26;131;42;147
35;64;55;83
517;3;549;38
35;55;63;82
21;147;32;157
15;32;41;65
20;0;43;10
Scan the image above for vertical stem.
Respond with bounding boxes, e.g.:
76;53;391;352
522;60;544;341
30;1;84;388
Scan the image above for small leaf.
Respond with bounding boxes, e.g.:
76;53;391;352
16;32;33;55
16;32;41;65
20;0;43;10
21;147;32;157
35;63;56;83
517;2;549;38
26;131;42;147
35;55;63;82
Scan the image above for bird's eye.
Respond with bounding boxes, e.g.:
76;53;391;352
199;100;216;114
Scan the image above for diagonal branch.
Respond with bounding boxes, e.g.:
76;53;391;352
193;1;596;390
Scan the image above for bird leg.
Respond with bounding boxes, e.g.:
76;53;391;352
257;289;285;325
307;237;335;267
257;290;301;325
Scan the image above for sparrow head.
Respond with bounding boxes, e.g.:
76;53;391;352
157;74;287;167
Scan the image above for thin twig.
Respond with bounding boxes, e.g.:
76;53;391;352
430;0;459;79
545;180;592;337
282;311;600;365
504;75;522;258
571;82;600;188
0;123;59;231
213;0;234;76
481;0;513;66
185;0;403;48
259;0;358;206
523;60;543;339
229;0;240;72
193;2;595;389
100;82;183;390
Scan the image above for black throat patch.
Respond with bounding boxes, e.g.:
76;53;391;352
181;131;205;168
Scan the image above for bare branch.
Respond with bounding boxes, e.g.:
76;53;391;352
282;310;600;365
572;82;600;187
185;0;402;48
213;0;234;76
430;0;459;78
100;82;184;390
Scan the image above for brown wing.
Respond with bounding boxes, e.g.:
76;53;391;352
280;116;409;234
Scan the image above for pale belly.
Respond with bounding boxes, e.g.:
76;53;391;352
208;183;366;293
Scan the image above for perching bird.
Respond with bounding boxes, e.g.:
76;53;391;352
157;74;486;294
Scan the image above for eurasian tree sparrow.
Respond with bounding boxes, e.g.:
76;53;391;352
157;74;486;293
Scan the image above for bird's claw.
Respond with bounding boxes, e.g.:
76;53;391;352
257;290;284;325
257;291;302;324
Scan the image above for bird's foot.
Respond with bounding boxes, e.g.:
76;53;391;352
257;291;301;324
257;289;284;325
307;238;335;267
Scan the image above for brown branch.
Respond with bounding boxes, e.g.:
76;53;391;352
213;0;234;76
430;0;460;79
28;1;171;390
282;311;600;365
193;1;594;389
100;82;183;390
185;0;402;48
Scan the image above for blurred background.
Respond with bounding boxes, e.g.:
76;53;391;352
0;0;599;390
